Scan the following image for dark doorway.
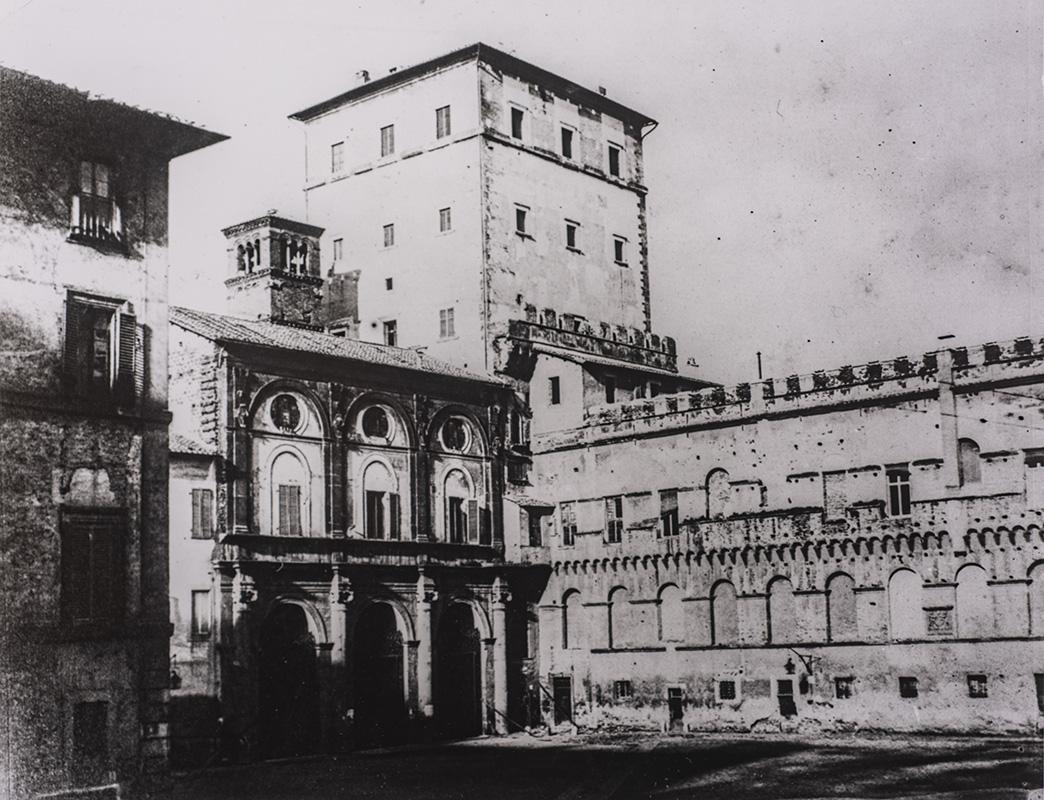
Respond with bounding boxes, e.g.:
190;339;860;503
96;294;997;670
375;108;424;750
258;604;320;759
435;603;482;739
777;679;797;718
354;603;407;747
552;676;572;725
667;687;684;730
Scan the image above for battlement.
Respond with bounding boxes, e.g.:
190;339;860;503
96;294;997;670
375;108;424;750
553;334;1044;447
508;304;677;372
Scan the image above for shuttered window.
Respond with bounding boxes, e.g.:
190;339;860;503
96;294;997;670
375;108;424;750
64;293;139;405
389;493;401;540
278;484;302;536
61;511;122;624
191;488;213;539
659;489;679;537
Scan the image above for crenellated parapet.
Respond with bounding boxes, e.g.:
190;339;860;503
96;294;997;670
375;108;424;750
506;304;677;373
557;335;1044;448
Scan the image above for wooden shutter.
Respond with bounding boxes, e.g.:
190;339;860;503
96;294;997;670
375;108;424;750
61;524;92;622
467;499;479;543
389;493;401;540
278;485;291;535
114;311;136;405
191;489;202;537
63;299;83;393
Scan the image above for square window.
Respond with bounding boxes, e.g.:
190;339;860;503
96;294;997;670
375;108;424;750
515;206;528;235
190;488;212;539
511;107;524;139
718;680;737;701
383;223;395;248
608;144;621;177
560;502;577;546
380;124;395;157
191;589;211;639
561;127;574;159
834;676;854;699
436;105;452;139
439;307;455;339
605;496;623;544
613;236;627;265
967;674;988;698
332;237;343;261
331;141;344;173
382;319;397;347
613;680;633;700
439;207;452;233
548;376;561;406
899;676;918;698
385;277;393;291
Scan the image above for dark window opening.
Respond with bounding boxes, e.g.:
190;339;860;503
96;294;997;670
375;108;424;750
447;496;467;544
515;207;528;235
382;319;397;346
72;701;109;784
565;221;578;250
561;127;573;159
605;496;623;544
605;377;616;404
659;489;679;537
899;676;919;698
613;237;627;265
61;512;122;625
64;293;138;404
361;406;390;438
834;676;854;699
560;502;577;547
718;680;736;701
527;511;543;547
385;277;394;290
613;680;633;700
511;107;524;139
967;674;988;698
608;144;621;177
548;376;561;405
887;469;911;517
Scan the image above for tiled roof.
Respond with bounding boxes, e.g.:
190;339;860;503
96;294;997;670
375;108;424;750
170;306;502;385
169;432;216;456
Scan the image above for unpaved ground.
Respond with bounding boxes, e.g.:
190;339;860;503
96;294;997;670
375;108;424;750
172;731;1043;800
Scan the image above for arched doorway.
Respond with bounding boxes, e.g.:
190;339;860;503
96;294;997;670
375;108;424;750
257;603;320;759
435;603;482;739
353;603;407;747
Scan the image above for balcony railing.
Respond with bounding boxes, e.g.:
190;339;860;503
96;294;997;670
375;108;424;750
70;194;123;245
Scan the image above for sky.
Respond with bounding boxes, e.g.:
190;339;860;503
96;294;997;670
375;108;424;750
1;0;1041;384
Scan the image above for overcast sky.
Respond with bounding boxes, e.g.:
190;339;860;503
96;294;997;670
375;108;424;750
2;0;1041;384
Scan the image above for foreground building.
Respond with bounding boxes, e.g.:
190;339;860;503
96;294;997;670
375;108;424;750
0;68;224;796
166;214;540;763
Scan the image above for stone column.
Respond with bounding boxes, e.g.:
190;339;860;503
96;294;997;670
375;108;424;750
329;567;351;749
415;571;436;720
231;564;258;761
492;577;511;734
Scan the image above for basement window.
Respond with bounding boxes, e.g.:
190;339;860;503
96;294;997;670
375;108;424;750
899;676;918;698
834;677;854;699
967;674;988;698
717;680;737;701
613;680;633;700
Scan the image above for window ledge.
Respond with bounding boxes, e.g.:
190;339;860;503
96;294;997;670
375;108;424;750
67;232;129;255
614;260;629;268
566;247;584;255
515;231;534;241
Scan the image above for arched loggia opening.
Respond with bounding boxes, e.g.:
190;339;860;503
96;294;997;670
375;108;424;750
435;603;482;739
353;603;407;747
257;603;320;759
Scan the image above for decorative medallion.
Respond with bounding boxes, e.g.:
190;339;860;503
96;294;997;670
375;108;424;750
361;406;391;439
440;417;469;452
271;394;301;432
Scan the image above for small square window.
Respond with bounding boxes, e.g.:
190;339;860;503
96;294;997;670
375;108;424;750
439;307;455;339
383;223;395;248
332;238;343;261
613;236;627;265
439;207;452;233
382;319;397;347
718;680;737;701
515;206;528;235
834;676;854;699
613;680;633;700
899;676;918;698
380;124;395;157
608;144;621;177
548;376;561;406
385;277;393;291
511;107;524;139
331;142;344;173
436;105;451;139
967;674;988;698
561;127;574;159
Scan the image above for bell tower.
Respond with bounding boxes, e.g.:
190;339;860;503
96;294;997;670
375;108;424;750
222;211;326;326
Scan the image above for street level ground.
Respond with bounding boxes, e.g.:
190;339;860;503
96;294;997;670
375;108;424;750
172;731;1043;800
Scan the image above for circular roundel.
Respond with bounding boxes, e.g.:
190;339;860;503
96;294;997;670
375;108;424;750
361;405;391;439
439;417;471;453
270;394;302;432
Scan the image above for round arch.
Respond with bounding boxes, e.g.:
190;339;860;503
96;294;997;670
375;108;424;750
427;405;489;456
345;391;417;448
248;379;330;437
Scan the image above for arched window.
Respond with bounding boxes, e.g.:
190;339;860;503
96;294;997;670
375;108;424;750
710;580;738;645
707;469;731;519
958;439;982;485
657;584;684;641
955;564;991;638
443;469;475;544
607;587;629;649
362;461;400;540
888;568;924;640
271;451;308;536
562;590;583;650
826;572;857;642
766;577;796;644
